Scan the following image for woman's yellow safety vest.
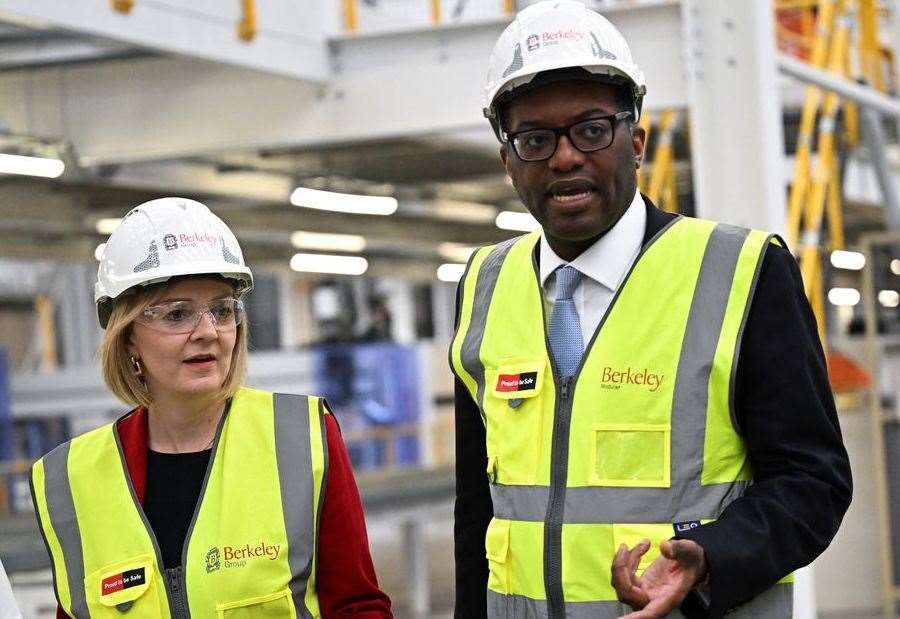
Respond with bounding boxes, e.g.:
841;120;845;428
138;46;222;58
30;387;328;618
450;217;793;618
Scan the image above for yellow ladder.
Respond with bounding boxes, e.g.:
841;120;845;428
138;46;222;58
784;0;852;346
638;110;680;213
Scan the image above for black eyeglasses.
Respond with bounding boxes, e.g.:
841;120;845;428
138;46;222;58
505;111;633;162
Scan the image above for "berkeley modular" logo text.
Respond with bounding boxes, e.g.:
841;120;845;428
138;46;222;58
601;366;665;392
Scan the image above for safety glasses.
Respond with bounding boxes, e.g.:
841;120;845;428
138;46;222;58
138;298;244;334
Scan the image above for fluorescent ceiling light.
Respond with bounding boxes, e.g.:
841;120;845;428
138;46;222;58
879;290;900;308
290;187;397;216
496;210;540;232
431;200;497;223
439;243;477;263
94;243;107;261
827;287;860;306
95;218;122;235
437;263;467;282
290;252;368;275
291;230;366;253
0;153;64;178
892;259;900;275
830;250;865;270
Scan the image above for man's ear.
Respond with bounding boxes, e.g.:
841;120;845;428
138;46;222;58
500;142;510;174
631;124;647;169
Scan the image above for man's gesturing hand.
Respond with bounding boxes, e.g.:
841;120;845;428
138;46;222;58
611;538;707;619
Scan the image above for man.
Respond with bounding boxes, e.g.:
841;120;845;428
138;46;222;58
450;2;851;618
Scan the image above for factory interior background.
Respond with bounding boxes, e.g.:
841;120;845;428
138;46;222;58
0;0;899;617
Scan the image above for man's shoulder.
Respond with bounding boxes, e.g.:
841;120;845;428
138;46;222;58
462;233;538;274
758;240;800;288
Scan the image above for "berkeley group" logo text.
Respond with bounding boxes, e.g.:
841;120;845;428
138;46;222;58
205;542;281;572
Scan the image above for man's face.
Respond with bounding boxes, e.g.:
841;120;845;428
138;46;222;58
500;81;646;260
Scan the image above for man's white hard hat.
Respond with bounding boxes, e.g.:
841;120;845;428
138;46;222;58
483;0;647;138
95;197;254;328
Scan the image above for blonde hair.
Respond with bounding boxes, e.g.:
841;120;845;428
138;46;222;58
99;279;249;408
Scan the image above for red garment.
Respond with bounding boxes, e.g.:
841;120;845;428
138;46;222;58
57;407;392;618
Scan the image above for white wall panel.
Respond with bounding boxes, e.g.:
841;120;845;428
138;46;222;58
0;1;686;163
0;0;329;81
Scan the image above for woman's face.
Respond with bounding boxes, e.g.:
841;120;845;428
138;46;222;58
128;277;238;404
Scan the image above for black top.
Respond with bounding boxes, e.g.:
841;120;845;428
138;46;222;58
144;449;211;569
453;200;853;619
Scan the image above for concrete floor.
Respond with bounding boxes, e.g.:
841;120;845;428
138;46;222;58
368;517;454;619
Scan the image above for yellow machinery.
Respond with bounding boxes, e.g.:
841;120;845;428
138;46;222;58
778;0;893;346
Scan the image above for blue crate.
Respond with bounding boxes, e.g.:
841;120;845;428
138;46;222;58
312;342;422;470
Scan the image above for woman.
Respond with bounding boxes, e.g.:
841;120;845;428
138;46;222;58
30;197;392;618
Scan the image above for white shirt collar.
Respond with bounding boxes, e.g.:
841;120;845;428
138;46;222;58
539;190;646;291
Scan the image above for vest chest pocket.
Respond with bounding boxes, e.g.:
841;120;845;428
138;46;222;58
590;424;671;488
85;555;162;617
216;588;295;618
484;360;547;485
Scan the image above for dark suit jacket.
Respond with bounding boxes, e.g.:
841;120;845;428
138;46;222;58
453;198;852;618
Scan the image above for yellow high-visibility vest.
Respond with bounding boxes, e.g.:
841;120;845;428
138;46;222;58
31;387;328;618
451;216;793;618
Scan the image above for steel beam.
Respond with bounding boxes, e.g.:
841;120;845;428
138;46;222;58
0;35;149;71
779;54;900;118
681;0;787;233
859;107;900;231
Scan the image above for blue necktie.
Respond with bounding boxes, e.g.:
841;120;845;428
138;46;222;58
548;265;584;377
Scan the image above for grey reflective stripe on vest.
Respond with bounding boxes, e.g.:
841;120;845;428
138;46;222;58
488;590;629;619
460;237;519;420
40;443;89;619
490;479;749;523
669;223;750;506
488;585;792;619
274;393;317;619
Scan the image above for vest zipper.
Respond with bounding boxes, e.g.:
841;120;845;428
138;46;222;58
112;427;178;618
111;404;232;619
559;376;571;400
544;374;574;619
528;219;680;618
176;404;231;618
167;567;189;619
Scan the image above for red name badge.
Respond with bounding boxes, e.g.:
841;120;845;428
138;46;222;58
495;372;537;392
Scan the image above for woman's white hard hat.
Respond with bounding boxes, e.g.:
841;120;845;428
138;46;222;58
483;0;647;138
95;197;254;329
